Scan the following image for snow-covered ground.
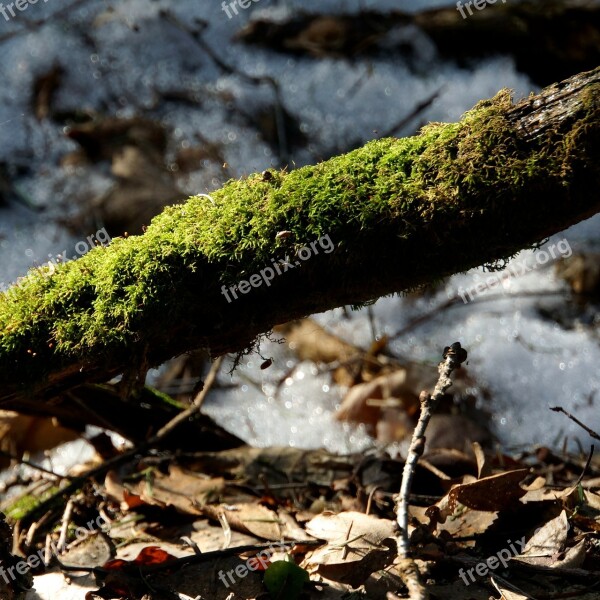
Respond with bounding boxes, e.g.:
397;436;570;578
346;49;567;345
0;0;598;454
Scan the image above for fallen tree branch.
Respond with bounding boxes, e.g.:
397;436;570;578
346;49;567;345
0;66;599;407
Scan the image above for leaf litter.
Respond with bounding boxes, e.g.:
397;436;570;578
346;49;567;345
0;319;598;599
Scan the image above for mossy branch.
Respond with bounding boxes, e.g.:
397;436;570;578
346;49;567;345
1;67;599;408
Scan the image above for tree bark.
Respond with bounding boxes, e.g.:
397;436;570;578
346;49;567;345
0;66;598;409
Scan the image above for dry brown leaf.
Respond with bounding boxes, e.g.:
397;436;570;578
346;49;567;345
189;445;356;488
520;483;578;504
303;511;396;587
277;509;315;541
336;369;421;429
153;555;265;600
584;490;600;510
105;466;223;514
572;512;600;532
175;143;224;174
555;252;600;297
32;64;64;121
237;12;408;58
491;578;530;600
514;510;585;568
556;539;587;569
275;319;359;366
93;145;183;235
66;116;167;163
203;503;284;541
0;411;80;461
521;476;547;492
448;469;529;512
438;508;497;540
60;532;114;569
423;414;491;453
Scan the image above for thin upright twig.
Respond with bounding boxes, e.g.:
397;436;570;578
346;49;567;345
391;342;467;600
56;499;74;553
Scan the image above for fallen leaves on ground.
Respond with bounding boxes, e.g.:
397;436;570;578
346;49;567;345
2;439;600;600
1;322;599;599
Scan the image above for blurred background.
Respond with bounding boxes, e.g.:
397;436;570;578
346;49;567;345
1;0;600;465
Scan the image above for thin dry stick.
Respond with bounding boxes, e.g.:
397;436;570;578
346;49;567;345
0;450;67;480
391;342;467;600
21;356;225;531
550;405;600;442
151;355;224;441
56;498;74;552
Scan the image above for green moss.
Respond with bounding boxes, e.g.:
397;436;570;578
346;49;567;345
4;486;61;521
139;385;184;409
0;83;596;389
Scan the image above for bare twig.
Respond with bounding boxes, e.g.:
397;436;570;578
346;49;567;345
393;342;467;600
379;87;444;138
20;356;225;534
574;445;595;488
0;450;69;480
56;498;74;553
550;406;600;442
151;355;223;440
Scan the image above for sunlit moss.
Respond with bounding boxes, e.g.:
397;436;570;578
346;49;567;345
4;487;60;522
0;86;596;388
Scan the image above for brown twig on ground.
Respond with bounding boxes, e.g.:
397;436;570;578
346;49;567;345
392;342;467;600
18;357;225;536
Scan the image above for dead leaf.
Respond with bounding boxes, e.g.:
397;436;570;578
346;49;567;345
515;510;583;568
336;369;422;429
237;11;410;58
555;252;600;298
105;465;224;514
66;116;167;163
491;578;530;600
447;469;529;512
203;503;284;541
472;441;491;479
60;532;114;569
32;64;64;121
0;410;80;461
93;145;183;235
424;414;492;454
275;319;359;366
303;511;396;586
175;143;224;174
